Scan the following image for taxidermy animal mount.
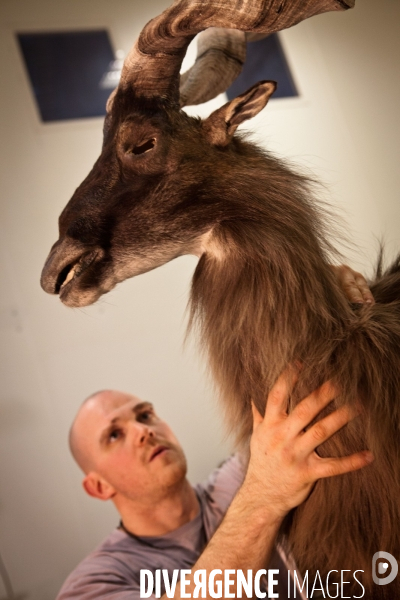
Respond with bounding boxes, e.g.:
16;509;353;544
40;0;400;596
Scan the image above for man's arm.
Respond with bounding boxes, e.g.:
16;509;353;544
166;371;373;599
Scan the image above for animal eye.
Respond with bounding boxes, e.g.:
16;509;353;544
132;138;156;155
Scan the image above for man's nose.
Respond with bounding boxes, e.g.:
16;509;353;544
131;421;154;446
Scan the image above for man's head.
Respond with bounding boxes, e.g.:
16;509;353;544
69;390;187;505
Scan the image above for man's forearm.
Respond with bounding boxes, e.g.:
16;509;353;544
165;479;283;600
201;483;282;571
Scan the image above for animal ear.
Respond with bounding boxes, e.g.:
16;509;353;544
202;80;276;146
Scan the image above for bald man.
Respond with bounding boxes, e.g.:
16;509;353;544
57;372;373;600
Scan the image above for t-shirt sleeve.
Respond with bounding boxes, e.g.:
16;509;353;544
199;453;246;516
56;554;153;600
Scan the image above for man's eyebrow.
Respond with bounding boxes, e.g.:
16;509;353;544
132;401;154;414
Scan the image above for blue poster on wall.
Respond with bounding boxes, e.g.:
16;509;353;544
17;30;117;122
227;34;298;101
16;29;297;123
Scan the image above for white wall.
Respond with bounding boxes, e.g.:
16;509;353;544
0;0;398;598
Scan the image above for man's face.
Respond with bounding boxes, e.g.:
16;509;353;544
75;391;187;502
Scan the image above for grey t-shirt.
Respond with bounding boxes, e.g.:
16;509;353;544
57;455;291;599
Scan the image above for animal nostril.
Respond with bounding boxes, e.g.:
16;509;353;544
132;138;155;155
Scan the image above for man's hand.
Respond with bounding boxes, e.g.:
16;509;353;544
163;375;374;600
243;371;374;521
331;264;375;304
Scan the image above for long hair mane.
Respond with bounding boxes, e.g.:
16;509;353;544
188;138;400;596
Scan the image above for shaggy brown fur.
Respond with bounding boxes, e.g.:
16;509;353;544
188;144;400;597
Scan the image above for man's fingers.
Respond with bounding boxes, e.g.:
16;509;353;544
289;381;337;434
354;274;375;305
341;268;363;303
331;264;374;304
264;367;298;420
300;404;359;453
312;450;374;480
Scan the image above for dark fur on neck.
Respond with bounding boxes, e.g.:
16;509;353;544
188;143;400;597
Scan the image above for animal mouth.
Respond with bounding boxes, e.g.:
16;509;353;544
55;251;98;296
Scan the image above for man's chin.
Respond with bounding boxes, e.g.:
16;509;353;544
158;451;188;487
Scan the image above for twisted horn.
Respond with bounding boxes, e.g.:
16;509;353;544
179;31;276;108
179;28;247;107
119;0;355;105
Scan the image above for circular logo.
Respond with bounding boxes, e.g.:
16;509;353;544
372;552;398;586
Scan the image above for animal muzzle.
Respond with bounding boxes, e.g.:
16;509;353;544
40;239;100;298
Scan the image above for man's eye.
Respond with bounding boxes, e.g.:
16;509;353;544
138;410;153;422
109;429;122;442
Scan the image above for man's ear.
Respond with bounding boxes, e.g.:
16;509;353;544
202;80;276;146
83;472;116;501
